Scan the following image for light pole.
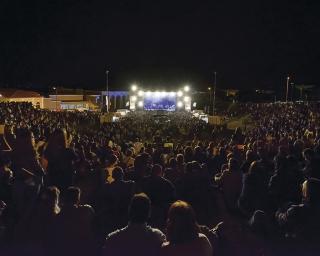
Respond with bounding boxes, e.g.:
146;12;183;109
212;71;217;115
106;69;109;112
208;87;211;114
290;82;294;102
286;76;290;103
53;87;57;111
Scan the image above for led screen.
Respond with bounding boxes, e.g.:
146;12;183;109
144;93;176;111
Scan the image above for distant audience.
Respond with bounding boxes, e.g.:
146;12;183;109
0;101;320;255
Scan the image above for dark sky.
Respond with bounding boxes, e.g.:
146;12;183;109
1;0;320;92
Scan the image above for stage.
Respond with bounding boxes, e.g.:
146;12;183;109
129;85;192;112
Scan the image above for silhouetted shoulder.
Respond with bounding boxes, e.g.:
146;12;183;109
78;204;95;216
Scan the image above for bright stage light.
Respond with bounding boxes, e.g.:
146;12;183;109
169;92;176;97
131;84;137;91
184;96;190;102
138;101;143;107
177;91;183;97
177;101;183;108
161;91;167;96
184;85;190;92
131;96;137;102
155;91;161;97
138;90;144;96
193;102;197;107
146;91;151;96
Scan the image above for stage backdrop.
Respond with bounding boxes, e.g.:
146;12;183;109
144;93;176;111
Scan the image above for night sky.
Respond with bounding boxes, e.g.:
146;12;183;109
1;0;320;92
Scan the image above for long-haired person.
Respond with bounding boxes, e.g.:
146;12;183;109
161;201;213;256
11;128;44;216
14;186;60;255
44;128;77;190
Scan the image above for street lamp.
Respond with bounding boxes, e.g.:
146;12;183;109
106;69;110;112
52;87;58;111
286;76;290;103
290;82;294;102
208;87;212;114
213;72;217;115
131;84;137;91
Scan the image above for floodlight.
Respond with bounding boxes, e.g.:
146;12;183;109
155;91;161;97
177;101;183;108
146;91;151;96
161;91;167;96
177;91;183;97
131;96;137;102
184;85;190;92
130;104;136;110
193;102;197;107
138;101;143;107
184;96;190;102
169;92;176;97
138;90;144;97
131;84;137;91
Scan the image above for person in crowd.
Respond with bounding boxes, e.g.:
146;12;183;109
0;154;12;206
240;149;256;174
10;128;44;217
0;200;7;247
44;128;77;190
175;154;185;174
103;167;135;229
164;157;182;185
238;161;271;216
184;146;194;163
276;178;320;239
14;186;60;255
141;164;176;228
194;146;206;164
215;158;243;211
122;148;135;169
269;155;304;209
230;127;245;145
52;186;96;256
161;200;213;256
74;146;97;204
103;193;166;256
303;148;320;179
125;153;151;190
105;154;118;184
208;147;227;176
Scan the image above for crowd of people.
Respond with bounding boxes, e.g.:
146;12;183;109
0;101;320;255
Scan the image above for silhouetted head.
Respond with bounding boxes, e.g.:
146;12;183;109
63;186;81;206
112;166;124;181
166;201;199;244
151;164;163;177
302;178;320;207
128;193;151;224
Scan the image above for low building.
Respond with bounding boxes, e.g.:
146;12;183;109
0;88;59;110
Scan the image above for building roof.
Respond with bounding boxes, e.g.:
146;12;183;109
0;88;41;98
